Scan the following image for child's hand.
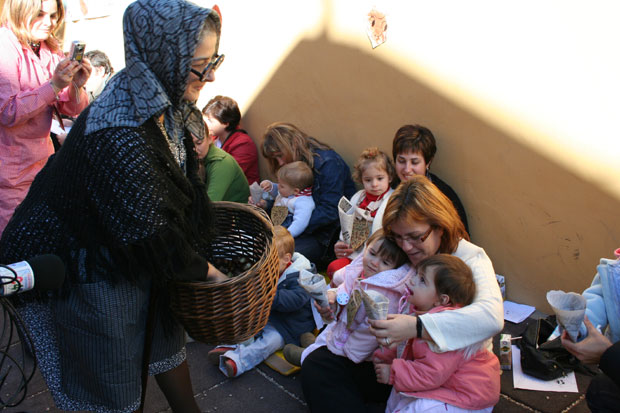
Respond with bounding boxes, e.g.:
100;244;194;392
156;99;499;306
374;363;391;384
260;180;273;192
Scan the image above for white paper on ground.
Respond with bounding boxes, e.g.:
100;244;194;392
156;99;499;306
512;345;578;393
503;300;536;323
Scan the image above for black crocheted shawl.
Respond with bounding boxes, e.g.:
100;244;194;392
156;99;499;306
0;105;215;296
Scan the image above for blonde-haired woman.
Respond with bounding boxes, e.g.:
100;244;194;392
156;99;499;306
261;122;356;264
301;176;503;411
0;0;90;236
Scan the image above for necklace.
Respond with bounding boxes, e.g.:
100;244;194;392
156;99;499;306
29;41;41;56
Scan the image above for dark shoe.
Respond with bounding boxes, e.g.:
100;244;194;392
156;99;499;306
207;346;234;365
300;332;316;348
283;344;304;366
224;358;238;378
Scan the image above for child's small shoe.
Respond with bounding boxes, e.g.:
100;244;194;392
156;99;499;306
224;358;237;378
283;344;304;366
300;332;316;348
207;346;234;365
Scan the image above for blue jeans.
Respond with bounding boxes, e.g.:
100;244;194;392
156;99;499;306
220;323;284;377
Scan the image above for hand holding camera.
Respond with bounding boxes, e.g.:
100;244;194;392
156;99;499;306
50;41;92;92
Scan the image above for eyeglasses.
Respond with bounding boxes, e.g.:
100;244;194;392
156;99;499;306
190;54;225;82
390;226;434;245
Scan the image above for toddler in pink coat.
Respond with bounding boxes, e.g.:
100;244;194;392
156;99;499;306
302;230;409;364
373;254;500;413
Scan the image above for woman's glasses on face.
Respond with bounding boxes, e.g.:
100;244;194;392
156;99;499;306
190;54;225;82
390;226;433;245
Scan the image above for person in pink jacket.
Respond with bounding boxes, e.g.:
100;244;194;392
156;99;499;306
301;230;409;364
0;0;90;235
373;254;500;413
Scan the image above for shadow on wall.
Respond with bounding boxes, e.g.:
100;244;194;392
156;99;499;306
242;32;619;313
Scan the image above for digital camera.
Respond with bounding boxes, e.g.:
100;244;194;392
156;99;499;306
69;41;86;62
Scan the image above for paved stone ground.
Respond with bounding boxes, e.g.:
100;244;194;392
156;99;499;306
1;312;593;413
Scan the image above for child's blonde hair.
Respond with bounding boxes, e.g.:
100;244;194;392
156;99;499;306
366;229;408;269
417;254;475;306
274;225;295;256
352;147;396;186
277;161;314;191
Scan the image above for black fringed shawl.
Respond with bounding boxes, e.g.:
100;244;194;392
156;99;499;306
0;105;215;297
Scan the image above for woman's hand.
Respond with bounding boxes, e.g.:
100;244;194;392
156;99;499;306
52;59;90;90
248;196;267;208
368;314;417;348
334;241;353;259
71;57;92;89
206;262;229;283
561;316;612;365
374;363;391;385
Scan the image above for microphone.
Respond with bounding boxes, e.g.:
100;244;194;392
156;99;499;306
0;254;65;296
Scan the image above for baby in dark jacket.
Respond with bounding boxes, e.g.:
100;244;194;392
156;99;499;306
207;226;315;377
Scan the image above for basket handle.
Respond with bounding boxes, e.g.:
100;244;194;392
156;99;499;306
211;201;275;232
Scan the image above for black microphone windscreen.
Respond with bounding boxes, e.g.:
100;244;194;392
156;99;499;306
27;254;65;290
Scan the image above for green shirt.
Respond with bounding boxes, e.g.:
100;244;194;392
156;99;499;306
203;144;250;203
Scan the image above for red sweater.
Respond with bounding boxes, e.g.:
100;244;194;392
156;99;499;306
221;128;260;184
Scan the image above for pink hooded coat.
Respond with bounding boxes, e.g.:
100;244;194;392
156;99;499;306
302;253;412;364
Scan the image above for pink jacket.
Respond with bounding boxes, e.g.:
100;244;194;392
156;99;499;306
302;254;412;364
0;27;88;235
373;306;500;410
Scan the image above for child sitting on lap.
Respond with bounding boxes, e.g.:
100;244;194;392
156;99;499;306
207;226;316;378
300;230;409;364
328;147;396;283
260;161;315;238
373;254;500;413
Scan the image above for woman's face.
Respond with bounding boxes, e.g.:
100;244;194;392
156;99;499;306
29;0;58;42
192;132;210;160
390;217;443;267
394;150;428;182
270;151;293;167
204;115;228;140
183;32;218;102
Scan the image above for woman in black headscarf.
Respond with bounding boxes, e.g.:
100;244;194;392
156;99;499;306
0;0;225;411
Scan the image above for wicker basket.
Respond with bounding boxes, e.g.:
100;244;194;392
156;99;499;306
169;201;279;344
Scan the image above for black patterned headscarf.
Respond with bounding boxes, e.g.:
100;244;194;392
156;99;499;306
85;0;220;169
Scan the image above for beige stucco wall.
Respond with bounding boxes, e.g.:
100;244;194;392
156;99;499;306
66;0;619;313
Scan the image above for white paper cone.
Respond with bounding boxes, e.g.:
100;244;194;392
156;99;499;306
249;182;265;204
546;290;587;342
361;290;389;320
298;271;329;308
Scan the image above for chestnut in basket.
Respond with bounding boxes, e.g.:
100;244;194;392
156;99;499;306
210;256;254;278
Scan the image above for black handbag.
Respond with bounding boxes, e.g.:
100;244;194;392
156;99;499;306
518;316;593;381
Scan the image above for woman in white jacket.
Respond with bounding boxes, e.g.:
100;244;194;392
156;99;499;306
301;176;503;411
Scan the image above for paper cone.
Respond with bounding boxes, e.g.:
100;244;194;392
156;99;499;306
361;290;389;321
298;271;329;308
546;290;587;342
249;182;264;204
271;206;288;226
